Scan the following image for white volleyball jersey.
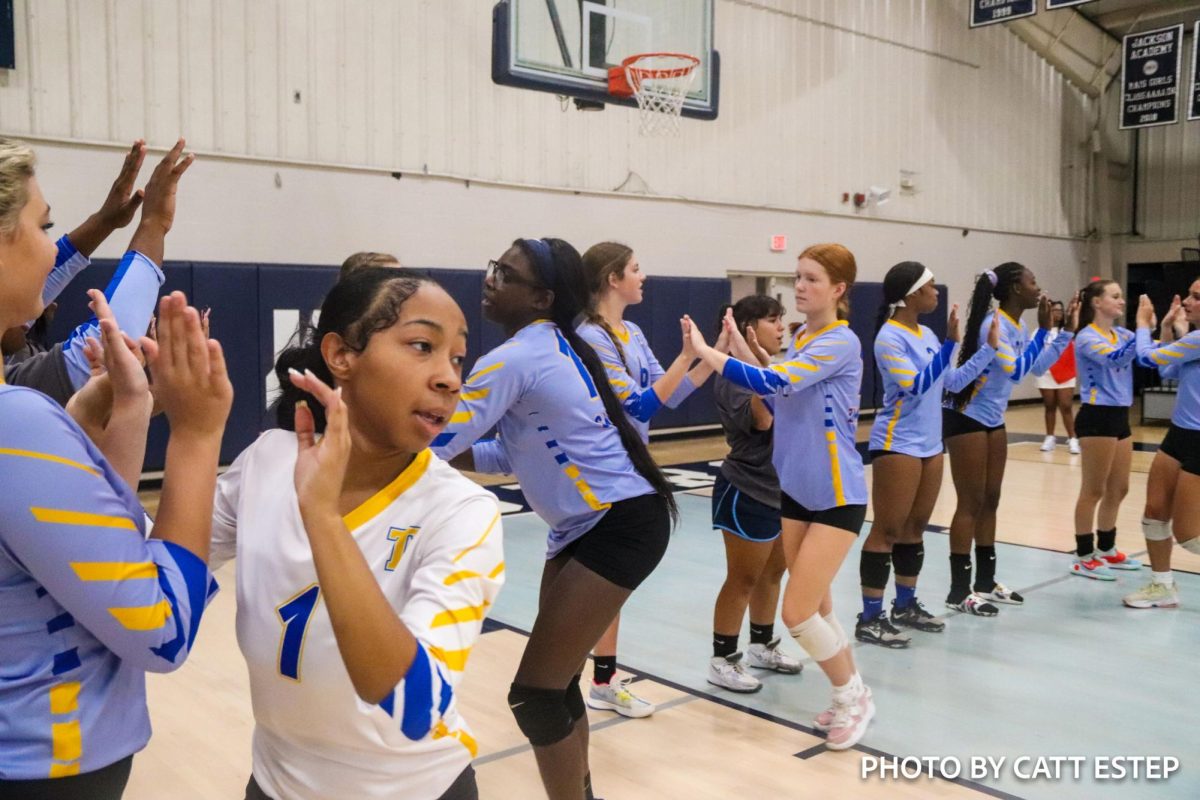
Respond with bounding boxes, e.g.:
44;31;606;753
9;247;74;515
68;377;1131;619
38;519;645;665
211;429;504;800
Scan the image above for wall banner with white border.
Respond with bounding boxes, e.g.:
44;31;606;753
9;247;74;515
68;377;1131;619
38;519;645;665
1120;24;1184;130
970;0;1036;28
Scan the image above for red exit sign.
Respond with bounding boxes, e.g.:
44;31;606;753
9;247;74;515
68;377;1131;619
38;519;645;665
770;235;787;252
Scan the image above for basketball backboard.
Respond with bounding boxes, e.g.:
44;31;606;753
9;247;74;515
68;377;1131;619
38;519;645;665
492;0;719;119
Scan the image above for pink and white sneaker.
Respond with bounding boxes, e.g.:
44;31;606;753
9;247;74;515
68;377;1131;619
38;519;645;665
813;686;873;733
825;686;876;750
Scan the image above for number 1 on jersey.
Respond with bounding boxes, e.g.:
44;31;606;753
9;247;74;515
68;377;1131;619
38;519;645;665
277;584;321;681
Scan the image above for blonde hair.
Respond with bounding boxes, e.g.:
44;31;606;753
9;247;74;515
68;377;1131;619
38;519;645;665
0;138;36;236
581;241;635;371
799;243;857;321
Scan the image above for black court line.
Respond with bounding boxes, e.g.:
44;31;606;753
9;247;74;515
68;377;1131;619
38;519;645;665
476;618;1023;800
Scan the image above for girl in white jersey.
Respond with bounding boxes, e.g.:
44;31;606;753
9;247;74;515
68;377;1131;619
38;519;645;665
211;267;502;800
1122;286;1200;609
576;242;720;718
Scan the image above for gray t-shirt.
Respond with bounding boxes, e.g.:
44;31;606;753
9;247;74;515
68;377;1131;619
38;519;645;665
4;347;74;407
713;374;780;509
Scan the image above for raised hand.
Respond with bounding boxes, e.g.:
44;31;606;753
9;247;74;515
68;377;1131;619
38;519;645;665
1064;294;1081;333
289;369;351;520
680;315;699;360
1037;293;1052;330
986;307;1001;350
140;292;232;438
1161;295;1185;342
97;140;147;230
129;139;195;265
1135;295;1156;330
744;325;770;366
948;303;961;344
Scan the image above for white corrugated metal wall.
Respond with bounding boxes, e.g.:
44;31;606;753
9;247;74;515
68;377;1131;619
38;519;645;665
0;0;1096;238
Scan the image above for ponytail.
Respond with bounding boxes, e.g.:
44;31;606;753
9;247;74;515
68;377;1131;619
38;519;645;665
950;262;1025;409
1077;280;1115;331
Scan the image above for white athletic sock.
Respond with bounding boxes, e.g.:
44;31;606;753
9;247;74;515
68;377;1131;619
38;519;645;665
1152;571;1174;588
832;673;861;705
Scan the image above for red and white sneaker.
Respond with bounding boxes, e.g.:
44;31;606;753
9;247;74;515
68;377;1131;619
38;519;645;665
1097;549;1142;571
825;686;875;751
1070;557;1116;581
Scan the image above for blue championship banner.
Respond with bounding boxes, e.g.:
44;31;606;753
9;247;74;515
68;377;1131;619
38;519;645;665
1120;24;1184;130
1190;21;1199;121
1045;0;1095;9
970;0;1035;28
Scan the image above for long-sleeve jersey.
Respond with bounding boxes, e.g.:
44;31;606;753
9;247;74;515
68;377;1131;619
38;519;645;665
0;383;211;780
949;310;1073;428
1136;328;1200;430
576;320;696;442
868;321;995;457
1075;324;1142;407
39;236;91;310
720;320;866;511
432;321;655;557
210;430;503;800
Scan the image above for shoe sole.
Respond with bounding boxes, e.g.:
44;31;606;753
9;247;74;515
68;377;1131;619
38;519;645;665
854;633;911;649
977;595;1023;605
1070;569;1116;581
584;699;655;718
892;619;946;633
1122;600;1180;609
747;661;803;674
706;677;763;693
946;601;999;617
1103;563;1143;571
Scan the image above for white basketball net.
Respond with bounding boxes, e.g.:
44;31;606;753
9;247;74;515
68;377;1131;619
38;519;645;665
624;54;699;137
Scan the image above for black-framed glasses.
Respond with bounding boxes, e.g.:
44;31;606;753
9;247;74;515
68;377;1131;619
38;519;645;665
486;260;541;289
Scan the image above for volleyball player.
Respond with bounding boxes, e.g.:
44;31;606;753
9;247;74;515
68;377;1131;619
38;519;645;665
1037;300;1079;454
211;267;502;800
433;238;678;799
1069;280;1145;579
1122;289;1200;608
687;244;874;750
857;262;998;647
942;263;1076;615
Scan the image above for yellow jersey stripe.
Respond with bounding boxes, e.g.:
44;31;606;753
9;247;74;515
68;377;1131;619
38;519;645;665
443;570;482;586
49;682;80;715
879;354;907;363
451;510;501;564
459;388;490;401
430;602;491;628
888;368;917;376
448;410;473;424
465;361;505;384
49;762;80;778
31;508;137;531
794;320;848;350
488;561;505;579
109;599;173;631
51;721;82;763
0;448;101;477
825;430;845;506
883;398;902;450
999;309;1020;327
886;319;922;336
433;720;480;757
428;645;470;671
343;450;432;531
996;352;1016;362
70;562;158;582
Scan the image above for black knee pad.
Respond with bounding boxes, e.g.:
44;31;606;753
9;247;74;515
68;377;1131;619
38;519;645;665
508;683;574;746
892;542;924;578
565;675;586;722
859;550;892;590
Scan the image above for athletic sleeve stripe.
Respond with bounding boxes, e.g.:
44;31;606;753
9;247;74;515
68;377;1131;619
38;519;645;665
70;562;158;581
0;448;102;477
31;508;138;530
108;599;173;631
427;645;470;671
459;388;490;401
448;410;473;424
442;570;482;585
450;510;501;564
400;645;434;740
430;602;491;628
464;361;505;385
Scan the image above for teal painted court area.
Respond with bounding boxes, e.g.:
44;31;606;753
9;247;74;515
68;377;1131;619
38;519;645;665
487;492;1198;800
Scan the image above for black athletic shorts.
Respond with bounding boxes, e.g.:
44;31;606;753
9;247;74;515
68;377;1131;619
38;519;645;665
0;755;132;800
780;491;867;535
559;493;671;590
246;765;478;800
942;407;1004;439
1159;424;1200;477
1075;404;1132;440
711;473;781;542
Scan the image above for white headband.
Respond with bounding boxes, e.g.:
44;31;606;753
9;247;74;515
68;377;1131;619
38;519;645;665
891;268;936;311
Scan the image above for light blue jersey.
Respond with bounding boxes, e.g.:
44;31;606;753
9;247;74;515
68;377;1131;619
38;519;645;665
432;321;655;557
0;384;212;780
40;236;91;309
869;321;995;457
720;321;866;511
1075;324;1140;407
576;320;696;443
1136;329;1200;430
949;310;1073;428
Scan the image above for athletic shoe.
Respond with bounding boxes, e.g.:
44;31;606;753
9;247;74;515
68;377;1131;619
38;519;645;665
814;686;872;733
1122;581;1180;609
1040;435;1057;452
854;613;911;648
746;637;803;674
586;677;655;718
946;593;1000;616
976;582;1024;605
1068;437;1081;455
1097;549;1142;570
890;599;946;632
1070;557;1116;581
825;686;876;751
706;653;762;693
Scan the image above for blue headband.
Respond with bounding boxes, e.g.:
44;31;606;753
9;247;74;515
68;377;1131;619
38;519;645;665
521;238;554;287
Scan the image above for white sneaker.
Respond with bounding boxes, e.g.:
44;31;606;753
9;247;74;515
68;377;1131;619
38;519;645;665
1068;437;1081;455
814;686;872;733
707;653;762;693
586;677;655;718
1040;435;1057;452
1122;581;1180;609
825;686;875;750
746;638;803;674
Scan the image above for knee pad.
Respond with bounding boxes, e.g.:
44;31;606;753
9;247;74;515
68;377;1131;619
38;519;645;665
859;551;892;590
1180;538;1200;555
823;611;848;651
788;614;841;662
892;542;925;577
1142;518;1173;542
565;675;586;722
507;683;573;746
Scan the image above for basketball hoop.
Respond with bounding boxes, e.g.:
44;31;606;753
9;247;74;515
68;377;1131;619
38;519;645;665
608;53;700;136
